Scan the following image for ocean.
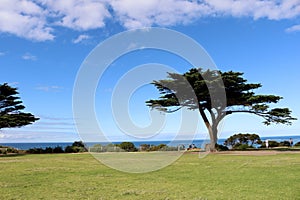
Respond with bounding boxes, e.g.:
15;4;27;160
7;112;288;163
1;135;299;150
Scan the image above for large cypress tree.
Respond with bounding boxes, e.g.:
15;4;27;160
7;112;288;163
0;83;39;129
146;68;296;151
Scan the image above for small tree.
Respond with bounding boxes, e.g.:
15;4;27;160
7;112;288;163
118;142;137;152
224;133;261;149
65;141;87;153
0;83;39;129
146;68;296;151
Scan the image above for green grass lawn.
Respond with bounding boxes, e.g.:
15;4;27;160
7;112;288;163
0;152;299;199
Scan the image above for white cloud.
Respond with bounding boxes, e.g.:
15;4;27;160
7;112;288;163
285;24;300;33
0;0;54;41
0;52;5;56
35;85;63;92
72;34;90;44
1;0;300;41
22;53;37;61
205;0;300;20
39;0;111;30
110;0;211;29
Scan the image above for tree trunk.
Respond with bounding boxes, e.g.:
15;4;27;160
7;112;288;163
207;122;218;152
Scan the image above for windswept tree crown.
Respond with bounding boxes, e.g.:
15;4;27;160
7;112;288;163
0;83;39;129
146;68;296;126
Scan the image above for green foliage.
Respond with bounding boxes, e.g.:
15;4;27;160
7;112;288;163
118;142;137;152
215;144;229;151
279;141;291;147
234;144;253;150
146;68;296;150
150;144;167;151
25;141;87;154
27;148;45;154
64;141;88;153
0;83;39;129
27;146;65;154
268;140;279;147
0;146;19;154
53;146;64;153
224;133;261;149
139;144;151;151
260;140;279;148
89;144;104;152
294;142;300;147
72;141;86;148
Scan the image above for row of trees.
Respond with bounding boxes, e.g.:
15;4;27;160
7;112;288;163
27;141;87;154
219;133;299;150
89;142;179;152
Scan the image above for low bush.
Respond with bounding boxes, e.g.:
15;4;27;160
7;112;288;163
65;141;88;153
294;142;300;147
27;146;64;154
118;142;137;152
53;146;64;153
0;146;19;154
215;144;229;151
279;141;291;147
234;144;253;150
260;140;279;148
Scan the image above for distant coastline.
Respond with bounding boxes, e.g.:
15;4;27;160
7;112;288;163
1;135;299;150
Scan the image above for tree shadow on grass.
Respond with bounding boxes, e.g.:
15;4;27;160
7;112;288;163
0;153;27;158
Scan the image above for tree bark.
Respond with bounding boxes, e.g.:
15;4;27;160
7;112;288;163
199;108;219;152
208;122;218;151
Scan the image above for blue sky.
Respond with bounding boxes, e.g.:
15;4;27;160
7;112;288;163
0;0;300;143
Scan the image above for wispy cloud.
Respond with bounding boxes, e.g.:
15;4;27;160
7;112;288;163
72;34;91;44
0;52;6;56
285;24;300;33
35;85;63;92
0;114;78;142
1;0;300;41
8;82;19;86
22;53;37;61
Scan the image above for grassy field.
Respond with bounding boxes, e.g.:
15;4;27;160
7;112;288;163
0;152;299;199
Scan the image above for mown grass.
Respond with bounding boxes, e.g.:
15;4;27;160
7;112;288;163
0;152;299;199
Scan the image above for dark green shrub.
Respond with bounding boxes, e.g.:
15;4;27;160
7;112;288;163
53;146;64;153
65;141;88;153
216;144;229;151
139;144;150;151
0;149;7;154
7;148;18;153
294;142;300;147
268;140;279;147
150;144;167;151
118;142;137;152
72;141;88;151
44;147;53;153
279;141;290;147
27;148;44;154
234;144;253;150
64;146;75;153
